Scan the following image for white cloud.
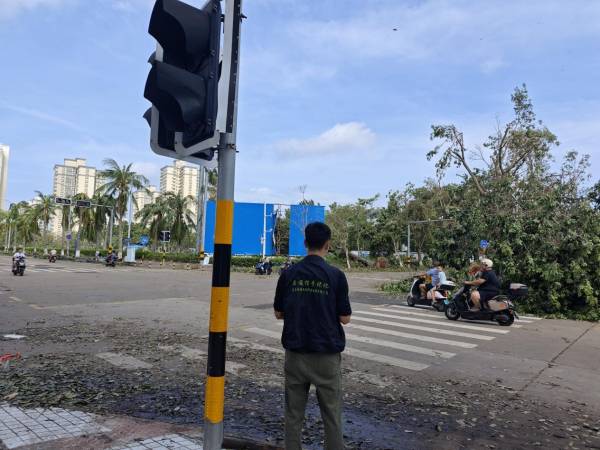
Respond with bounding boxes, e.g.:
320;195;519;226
0;0;72;20
276;122;376;157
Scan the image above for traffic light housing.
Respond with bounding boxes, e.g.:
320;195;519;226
75;200;92;208
54;197;71;205
144;0;221;163
160;230;171;242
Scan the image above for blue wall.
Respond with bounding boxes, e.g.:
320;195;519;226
205;201;275;255
289;205;326;256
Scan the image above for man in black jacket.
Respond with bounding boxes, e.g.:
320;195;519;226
274;222;352;449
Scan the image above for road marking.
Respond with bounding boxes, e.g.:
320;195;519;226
96;352;152;370
351;315;496;340
384;305;532;326
8;296;22;302
245;327;429;371
346;323;477;348
345;333;455;358
386;304;532;324
158;344;206;360
363;309;511;333
519;315;542;320
25;297;195;309
230;334;285;354
268;323;456;358
344;347;429;371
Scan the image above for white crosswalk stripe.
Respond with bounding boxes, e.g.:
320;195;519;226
384;304;531;325
235;298;529;373
351;315;496;340
269;323;456;358
346;323;477;348
245;327;430;371
360;308;512;333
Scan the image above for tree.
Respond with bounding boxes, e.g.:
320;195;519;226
327;203;355;269
137;195;169;250
98;159;149;254
427;86;600;320
32;191;55;248
164;192;195;249
428;84;558;195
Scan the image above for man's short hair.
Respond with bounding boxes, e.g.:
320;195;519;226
305;222;331;250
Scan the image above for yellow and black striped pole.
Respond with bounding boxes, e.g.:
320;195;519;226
204;0;242;447
204;139;235;447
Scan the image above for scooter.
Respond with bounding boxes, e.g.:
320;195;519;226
12;257;26;276
48;254;57;263
105;254;117;267
444;283;527;326
255;261;272;275
406;275;456;312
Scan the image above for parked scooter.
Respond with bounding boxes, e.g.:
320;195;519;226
255;260;272;275
105;253;117;267
12;257;26;276
406;275;456;311
444;283;527;326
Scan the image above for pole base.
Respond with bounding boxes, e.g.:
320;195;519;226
204;420;223;450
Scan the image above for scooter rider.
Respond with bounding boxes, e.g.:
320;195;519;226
464;258;500;310
13;247;26;261
418;261;441;299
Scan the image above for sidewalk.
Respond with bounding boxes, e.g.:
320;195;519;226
0;403;206;450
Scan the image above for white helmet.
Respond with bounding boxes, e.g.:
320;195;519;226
480;258;493;269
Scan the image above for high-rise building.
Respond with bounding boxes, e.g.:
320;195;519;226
132;185;159;223
0;144;9;211
50;158;99;236
160;160;200;217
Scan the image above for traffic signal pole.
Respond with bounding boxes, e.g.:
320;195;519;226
204;1;242;448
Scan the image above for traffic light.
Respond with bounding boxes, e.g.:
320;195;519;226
160;230;171;242
144;0;222;162
75;200;92;208
54;197;71;205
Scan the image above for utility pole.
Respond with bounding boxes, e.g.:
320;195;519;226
196;166;208;259
204;1;242;448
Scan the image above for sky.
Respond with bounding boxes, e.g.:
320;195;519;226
1;0;600;208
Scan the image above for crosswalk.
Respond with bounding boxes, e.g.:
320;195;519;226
239;303;542;372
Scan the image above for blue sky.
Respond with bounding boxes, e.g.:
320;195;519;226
1;0;599;208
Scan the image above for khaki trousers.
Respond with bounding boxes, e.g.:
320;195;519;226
284;350;344;450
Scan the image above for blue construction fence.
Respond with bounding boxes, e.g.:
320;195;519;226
204;201;325;256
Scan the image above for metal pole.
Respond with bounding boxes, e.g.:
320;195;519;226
66;205;71;257
204;1;242;448
196;166;208;256
262;202;266;259
108;207;114;249
127;188;133;241
407;223;410;262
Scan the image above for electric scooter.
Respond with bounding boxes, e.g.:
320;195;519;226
444;283;527;326
406;275;456;312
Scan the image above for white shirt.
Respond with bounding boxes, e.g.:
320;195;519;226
13;252;25;259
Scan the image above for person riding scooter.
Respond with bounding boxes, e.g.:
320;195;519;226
464;258;500;311
418;261;441;299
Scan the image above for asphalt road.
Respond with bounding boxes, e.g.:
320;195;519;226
1;256;599;449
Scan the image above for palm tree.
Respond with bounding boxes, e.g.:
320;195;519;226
98;159;148;255
137;195;169;250
6;202;28;249
164;192;195;249
207;169;218;200
33;191;56;248
72;193;95;248
91;193;114;249
17;205;40;246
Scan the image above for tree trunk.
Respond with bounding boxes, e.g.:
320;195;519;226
118;219;124;258
344;245;351;270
